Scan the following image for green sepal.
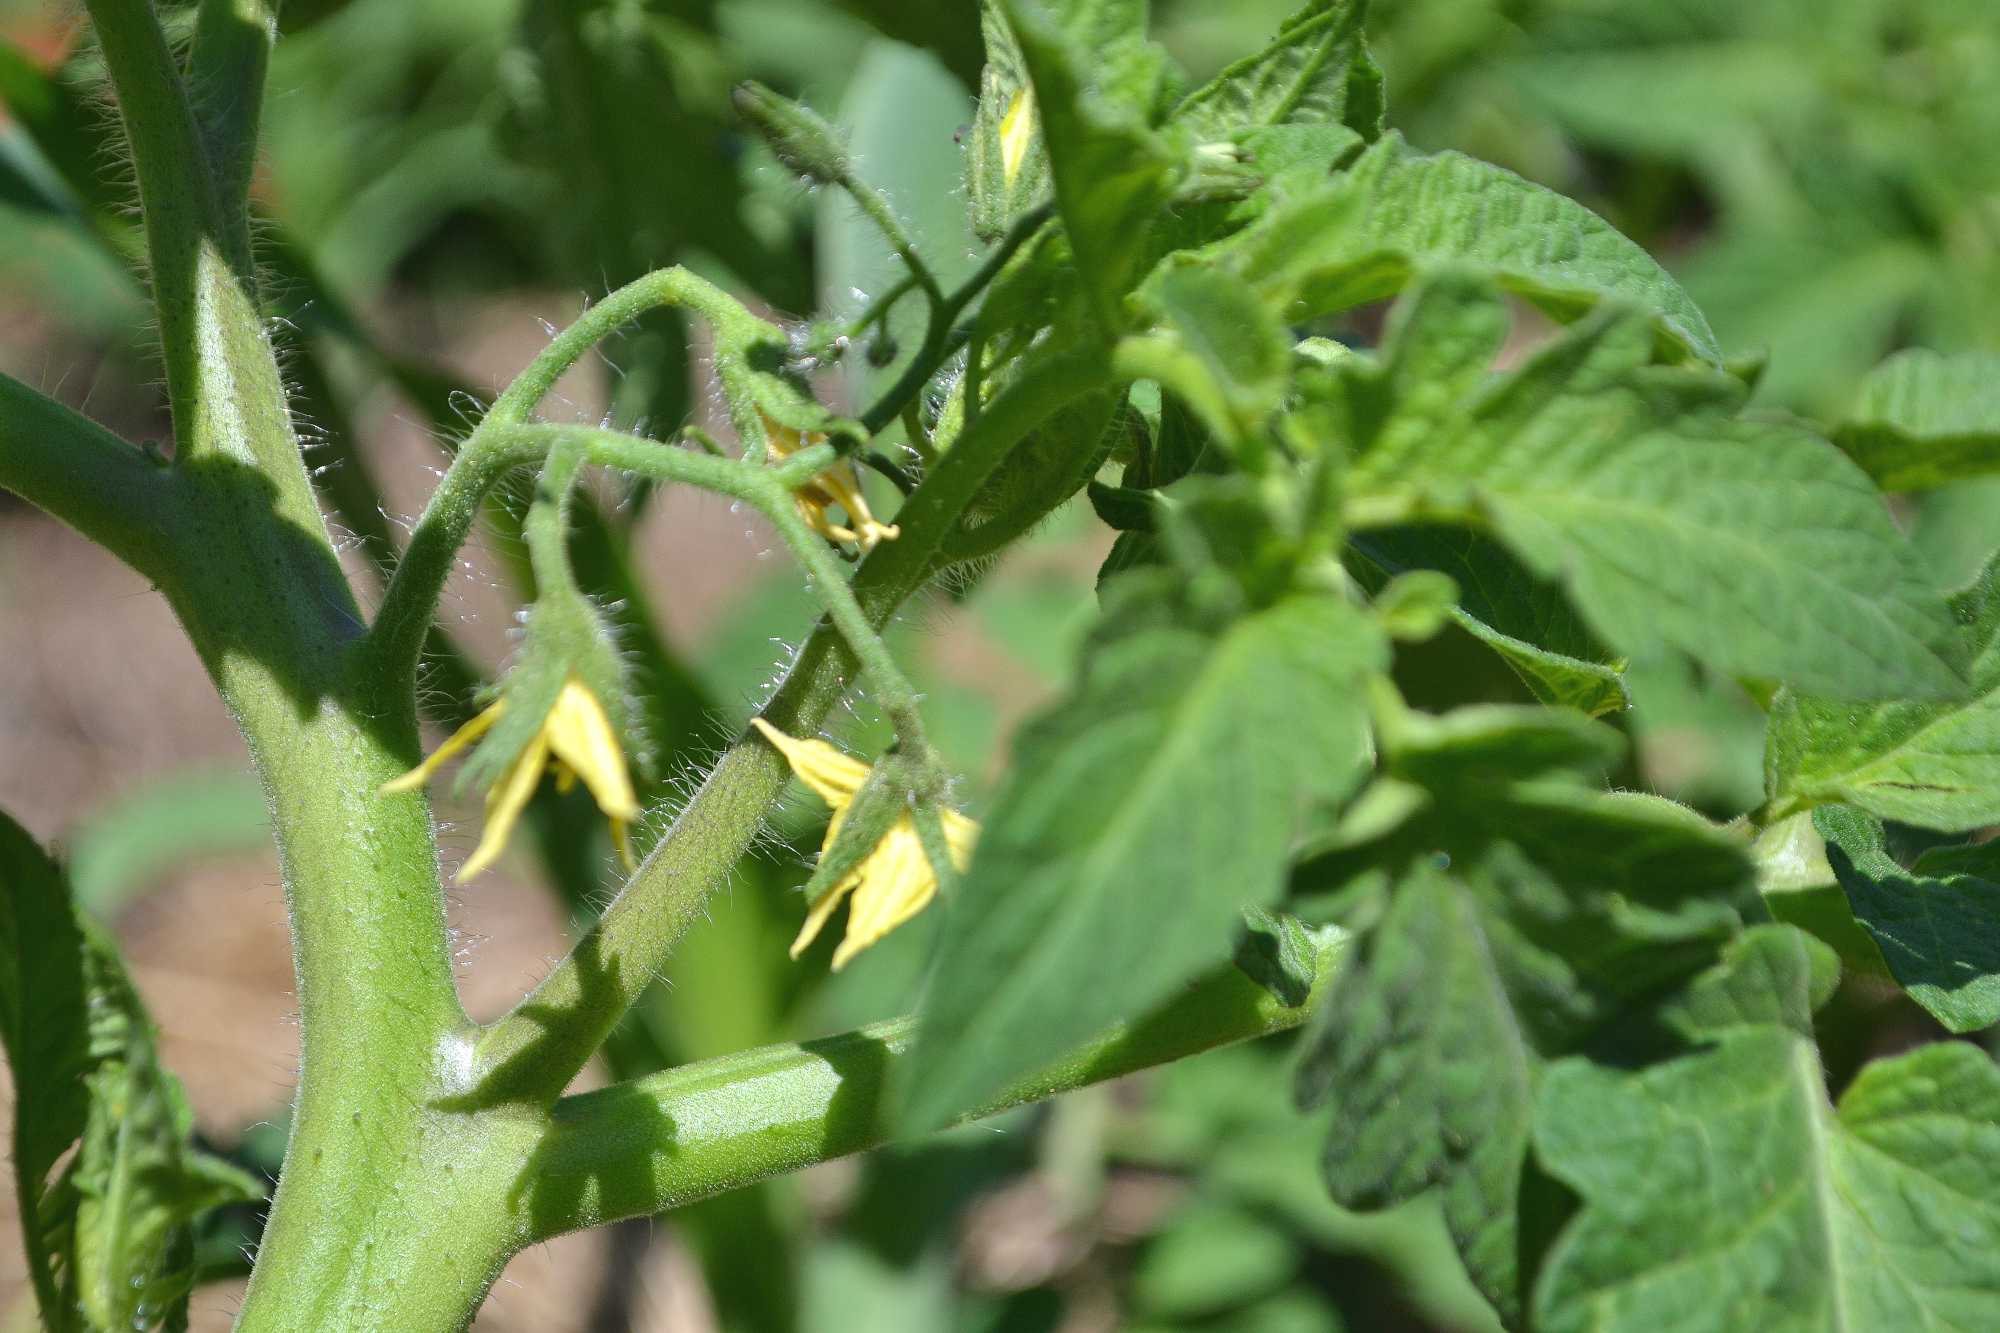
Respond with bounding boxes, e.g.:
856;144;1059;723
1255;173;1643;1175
797;757;907;908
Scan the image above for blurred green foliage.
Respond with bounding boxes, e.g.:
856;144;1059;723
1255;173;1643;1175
2;0;1995;1327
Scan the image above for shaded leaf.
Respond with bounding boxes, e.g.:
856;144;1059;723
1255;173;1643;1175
1234;906;1342;1008
0;812;263;1332
1297;707;1750;1320
1352;527;1627;716
1659;924;1839;1043
0;808;89;1330
1297;865;1532;1323
1817;805;2000;1033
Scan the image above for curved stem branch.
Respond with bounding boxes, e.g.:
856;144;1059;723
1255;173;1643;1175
858;205;1054;434
517;952;1334;1241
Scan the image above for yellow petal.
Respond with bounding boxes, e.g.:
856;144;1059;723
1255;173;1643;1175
831;820;937;971
379;698;506;795
808;467;900;552
762;416;810;462
544;678;641;822
789;876;854;960
751;718;869;807
999;88;1036;185
610;817;636;873
458;733;549;882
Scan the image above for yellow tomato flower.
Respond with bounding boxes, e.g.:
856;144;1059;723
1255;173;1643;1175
999;88;1036;186
763;418;899;552
752;718;976;970
383;676;640;882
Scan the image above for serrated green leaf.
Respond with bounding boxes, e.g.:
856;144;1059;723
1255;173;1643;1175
906;577;1387;1130
1352;528;1627;716
1298;722;1749;1321
1835;350;2000;492
1172;0;1383;144
1767;554;2000;832
1659;925;1839;1042
1343;273;1965;702
1204;133;1721;363
1816;805;2000;1033
1534;1034;2000;1332
1000;0;1184;330
1297;865;1533;1324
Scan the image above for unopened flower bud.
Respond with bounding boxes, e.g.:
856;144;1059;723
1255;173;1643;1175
733;80;851;185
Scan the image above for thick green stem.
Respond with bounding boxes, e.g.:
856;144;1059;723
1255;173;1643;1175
470;344;1111;1104
517;955;1332;1240
79;6;481;1327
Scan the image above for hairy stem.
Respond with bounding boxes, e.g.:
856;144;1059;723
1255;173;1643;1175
186;0;276;227
517;954;1333;1240
859;204;1054;433
367;269;800;688
470;344;1111;1104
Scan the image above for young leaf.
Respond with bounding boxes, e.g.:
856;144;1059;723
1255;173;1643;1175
1122;259;1293;446
1342;273;1966;702
1204;133;1722;363
1000;0;1184;331
1534;1034;2000;1332
1171;0;1384;143
1234;906;1343;1009
905;575;1387;1131
1766;554;2000;832
1835;350;2000;491
0;808;90;1330
72;921;266;1331
0;811;263;1332
1816;805;2000;1034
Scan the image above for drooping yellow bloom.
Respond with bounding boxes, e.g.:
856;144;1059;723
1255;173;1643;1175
383;677;640;881
752;718;976;970
763;419;899;552
999;88;1036;186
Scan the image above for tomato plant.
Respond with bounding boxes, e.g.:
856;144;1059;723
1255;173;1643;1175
4;1;2000;1329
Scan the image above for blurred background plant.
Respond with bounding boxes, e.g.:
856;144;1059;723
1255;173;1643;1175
0;0;1989;1327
